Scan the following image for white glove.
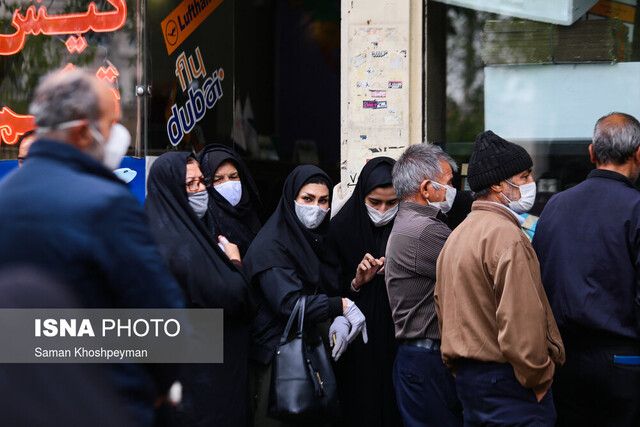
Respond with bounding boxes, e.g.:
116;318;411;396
329;316;351;361
343;299;368;344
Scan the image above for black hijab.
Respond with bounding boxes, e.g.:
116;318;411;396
144;152;252;316
244;165;338;296
327;157;396;293
196;144;264;256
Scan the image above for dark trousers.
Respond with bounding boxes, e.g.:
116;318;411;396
393;343;462;427
455;360;556;427
553;339;640;427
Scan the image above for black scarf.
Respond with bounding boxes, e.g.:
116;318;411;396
144;152;252;317
327;157;396;293
244;165;339;296
196;144;264;256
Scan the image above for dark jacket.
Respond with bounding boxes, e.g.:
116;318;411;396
244;166;343;365
0;139;185;426
533;169;640;341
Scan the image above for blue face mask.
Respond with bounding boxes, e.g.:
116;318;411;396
188;190;209;219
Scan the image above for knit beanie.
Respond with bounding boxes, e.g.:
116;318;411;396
467;130;533;192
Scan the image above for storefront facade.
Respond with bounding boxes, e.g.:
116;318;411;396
1;0;638;215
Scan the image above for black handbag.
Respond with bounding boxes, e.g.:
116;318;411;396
268;296;340;422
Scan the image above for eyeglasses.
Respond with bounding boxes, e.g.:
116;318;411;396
185;176;211;192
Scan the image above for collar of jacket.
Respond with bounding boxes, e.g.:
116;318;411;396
588;168;635;188
399;200;444;219
28;138;126;186
470;201;521;228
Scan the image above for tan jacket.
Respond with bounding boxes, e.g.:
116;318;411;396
435;201;564;394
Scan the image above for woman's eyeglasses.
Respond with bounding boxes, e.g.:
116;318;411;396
185;176;212;192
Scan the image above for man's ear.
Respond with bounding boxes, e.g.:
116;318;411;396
68;121;93;150
634;145;640;165
490;182;503;194
419;179;430;200
588;144;597;165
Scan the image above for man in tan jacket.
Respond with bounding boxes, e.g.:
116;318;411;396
435;130;564;426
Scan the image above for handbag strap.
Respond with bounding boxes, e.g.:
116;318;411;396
279;295;307;345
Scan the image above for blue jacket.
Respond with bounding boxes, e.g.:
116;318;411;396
0;139;185;425
532;169;640;341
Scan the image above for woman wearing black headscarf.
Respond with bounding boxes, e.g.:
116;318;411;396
144;152;254;426
196;144;264;257
326;157;402;427
244;165;368;426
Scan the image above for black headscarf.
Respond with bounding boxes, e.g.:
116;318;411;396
196;144;264;256
327;157;396;293
144;152;252;316
244;165;338;296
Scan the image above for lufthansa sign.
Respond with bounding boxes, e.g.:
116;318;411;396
161;0;224;55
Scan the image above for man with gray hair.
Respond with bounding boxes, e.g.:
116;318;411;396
533;112;640;426
0;69;185;425
385;143;462;426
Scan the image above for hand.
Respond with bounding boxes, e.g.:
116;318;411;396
218;236;241;262
329;316;351;361
342;298;368;343
353;253;385;290
535;389;547;403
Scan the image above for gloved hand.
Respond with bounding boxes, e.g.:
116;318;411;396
329;316;350;361
343;299;368;344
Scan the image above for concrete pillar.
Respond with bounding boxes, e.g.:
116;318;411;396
339;0;424;194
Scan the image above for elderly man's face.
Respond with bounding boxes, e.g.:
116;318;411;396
428;159;453;203
502;168;533;202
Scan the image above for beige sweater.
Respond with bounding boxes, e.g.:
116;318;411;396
435;201;564;394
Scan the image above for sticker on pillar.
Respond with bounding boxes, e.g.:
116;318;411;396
370;90;386;98
352;54;366;68
384;116;400;125
166;47;224;146
388;81;402;89
161;0;225;55
371;50;388;58
363;100;387;109
356;81;370;88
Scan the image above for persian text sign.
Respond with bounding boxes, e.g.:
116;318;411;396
161;0;224;55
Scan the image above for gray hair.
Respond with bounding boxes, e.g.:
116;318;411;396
29;69;102;130
592;112;640;165
392;143;458;200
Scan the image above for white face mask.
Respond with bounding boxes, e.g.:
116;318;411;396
503;180;536;214
365;203;398;227
188;190;209;219
429;180;457;214
294;201;329;230
38;120;131;170
214;180;242;206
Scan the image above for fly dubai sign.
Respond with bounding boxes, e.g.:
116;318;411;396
166;47;224;146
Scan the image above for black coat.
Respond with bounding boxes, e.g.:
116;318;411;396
244;165;342;365
145;152;254;426
326;157;402;427
196;144;264;256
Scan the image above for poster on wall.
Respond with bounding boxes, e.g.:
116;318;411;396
0;0;138;160
343;26;409;189
147;0;234;154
